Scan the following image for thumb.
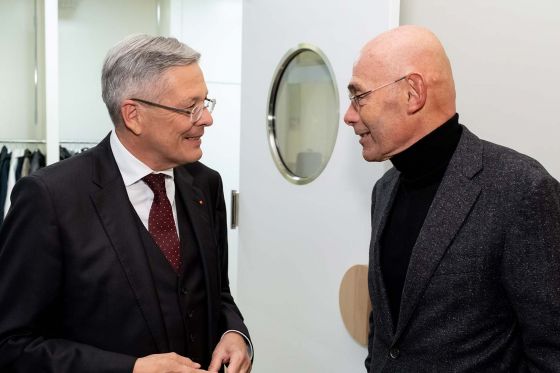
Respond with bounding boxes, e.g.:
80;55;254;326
207;352;225;372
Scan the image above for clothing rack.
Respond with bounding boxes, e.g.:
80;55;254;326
0;139;46;144
0;140;99;145
60;140;99;144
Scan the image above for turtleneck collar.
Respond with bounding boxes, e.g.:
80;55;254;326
390;113;462;182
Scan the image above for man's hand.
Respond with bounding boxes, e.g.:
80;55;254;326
208;333;252;373
133;352;208;373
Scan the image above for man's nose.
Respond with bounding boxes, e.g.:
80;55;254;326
196;108;213;127
343;103;359;126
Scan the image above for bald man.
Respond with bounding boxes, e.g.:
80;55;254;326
344;25;560;372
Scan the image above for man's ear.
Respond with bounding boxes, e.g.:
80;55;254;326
120;100;143;135
405;73;426;114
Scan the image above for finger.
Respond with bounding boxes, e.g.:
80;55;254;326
237;353;252;373
223;352;242;373
244;360;252;373
208;351;227;372
181;357;201;369
169;352;201;369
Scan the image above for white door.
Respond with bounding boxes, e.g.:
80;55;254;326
169;0;244;296
237;0;398;371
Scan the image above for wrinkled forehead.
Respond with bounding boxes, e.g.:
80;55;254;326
348;50;387;93
160;64;208;101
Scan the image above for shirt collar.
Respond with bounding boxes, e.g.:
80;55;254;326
110;130;174;186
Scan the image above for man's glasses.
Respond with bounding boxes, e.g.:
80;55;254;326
349;75;407;111
130;97;216;123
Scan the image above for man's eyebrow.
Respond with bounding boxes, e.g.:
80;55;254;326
178;92;208;107
176;100;195;108
347;83;359;93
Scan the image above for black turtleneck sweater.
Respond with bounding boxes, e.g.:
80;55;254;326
380;114;462;327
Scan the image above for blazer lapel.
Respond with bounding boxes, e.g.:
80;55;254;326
173;167;218;328
89;135;168;352
371;169;400;334
394;128;483;340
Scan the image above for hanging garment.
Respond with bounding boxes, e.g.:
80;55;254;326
16;149;32;181
0;146;12;224
4;148;25;218
29;150;46;174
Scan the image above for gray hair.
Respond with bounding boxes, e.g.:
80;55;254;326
101;34;200;127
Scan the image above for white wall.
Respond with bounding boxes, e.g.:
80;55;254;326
401;0;560;179
58;0;161;143
238;1;396;371
0;0;42;140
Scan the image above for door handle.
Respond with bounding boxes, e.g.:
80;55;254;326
230;190;239;229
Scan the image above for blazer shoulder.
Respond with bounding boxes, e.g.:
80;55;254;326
183;161;221;182
481;139;554;185
27;150;94;187
20;139;113;199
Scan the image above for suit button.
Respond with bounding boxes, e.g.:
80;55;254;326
181;287;189;295
190;334;196;342
187;311;194;319
389;347;400;359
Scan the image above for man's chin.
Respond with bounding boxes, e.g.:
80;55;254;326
174;150;203;166
362;150;383;163
187;150;203;164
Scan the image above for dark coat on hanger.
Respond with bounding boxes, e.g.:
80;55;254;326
0;146;11;223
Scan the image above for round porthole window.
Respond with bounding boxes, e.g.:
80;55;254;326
267;44;339;185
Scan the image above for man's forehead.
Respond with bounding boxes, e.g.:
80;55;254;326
348;60;375;92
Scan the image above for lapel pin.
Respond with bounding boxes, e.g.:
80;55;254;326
198;200;204;205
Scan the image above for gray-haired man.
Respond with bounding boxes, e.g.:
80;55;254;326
0;34;252;373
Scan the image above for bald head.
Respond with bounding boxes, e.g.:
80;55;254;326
344;26;458;161
356;25;456;124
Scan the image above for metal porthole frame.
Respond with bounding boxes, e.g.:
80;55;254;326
266;43;339;185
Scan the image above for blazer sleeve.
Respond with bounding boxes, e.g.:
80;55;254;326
0;175;136;373
211;173;251;343
502;172;560;371
365;182;378;372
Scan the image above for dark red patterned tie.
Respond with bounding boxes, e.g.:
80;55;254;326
142;173;182;272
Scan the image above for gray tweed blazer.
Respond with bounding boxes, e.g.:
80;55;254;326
366;126;560;372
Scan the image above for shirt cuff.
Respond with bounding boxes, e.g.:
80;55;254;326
222;330;254;360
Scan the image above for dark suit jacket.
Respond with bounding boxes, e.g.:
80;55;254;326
366;127;560;372
0;135;249;372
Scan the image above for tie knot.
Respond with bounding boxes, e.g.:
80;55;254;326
142;173;167;196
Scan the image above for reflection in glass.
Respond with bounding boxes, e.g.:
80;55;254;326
268;46;338;184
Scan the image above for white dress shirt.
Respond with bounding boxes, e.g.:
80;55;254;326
109;130;178;236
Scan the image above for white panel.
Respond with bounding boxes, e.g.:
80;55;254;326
0;0;39;140
199;82;241;297
179;0;242;84
239;0;395;371
58;0;159;142
45;0;59;164
401;0;560;179
170;0;243;296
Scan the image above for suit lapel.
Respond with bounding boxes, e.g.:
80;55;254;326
394;128;483;340
371;169;400;333
173;167;218;327
89;136;168;352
